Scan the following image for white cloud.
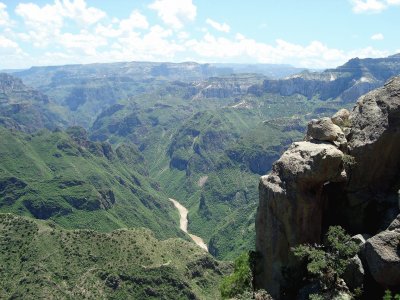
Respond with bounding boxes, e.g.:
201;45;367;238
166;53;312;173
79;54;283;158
16;2;64;30
205;18;230;33
119;10;149;31
177;31;190;40
351;0;386;13
15;0;107;48
60;30;108;55
351;0;400;13
371;33;384;40
0;35;22;54
57;0;106;25
113;25;184;60
186;32;388;68
96;10;149;38
149;0;196;29
15;0;106;30
0;2;11;27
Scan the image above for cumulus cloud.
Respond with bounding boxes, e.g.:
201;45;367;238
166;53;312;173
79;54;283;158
0;35;22;54
96;10;149;38
16;0;106;29
351;0;400;13
112;25;184;60
15;0;107;48
0;2;11;27
205;18;230;33
149;0;196;29
60;30;108;55
186;32;388;68
371;33;384;40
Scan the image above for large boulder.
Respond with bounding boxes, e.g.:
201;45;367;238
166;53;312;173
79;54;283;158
255;141;346;297
331;109;351;127
364;227;400;287
306;117;347;150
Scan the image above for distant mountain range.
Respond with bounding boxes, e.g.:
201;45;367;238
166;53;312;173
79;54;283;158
261;53;400;102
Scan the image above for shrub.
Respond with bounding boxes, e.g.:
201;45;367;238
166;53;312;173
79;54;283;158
383;290;400;300
292;226;359;294
220;252;252;299
342;154;356;168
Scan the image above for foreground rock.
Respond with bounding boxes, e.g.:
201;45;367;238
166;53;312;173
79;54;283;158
255;141;346;296
364;215;400;287
255;77;400;298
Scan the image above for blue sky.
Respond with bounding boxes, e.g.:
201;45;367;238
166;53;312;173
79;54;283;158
0;0;398;69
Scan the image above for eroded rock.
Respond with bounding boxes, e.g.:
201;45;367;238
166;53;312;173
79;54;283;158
306;117;347;150
331;108;351;127
255;76;400;298
255;141;346;297
364;229;400;287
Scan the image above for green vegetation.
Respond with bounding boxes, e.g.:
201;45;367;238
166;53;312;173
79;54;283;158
220;252;253;299
383;290;400;300
3;67;357;260
0;213;230;299
292;226;360;299
0;127;182;239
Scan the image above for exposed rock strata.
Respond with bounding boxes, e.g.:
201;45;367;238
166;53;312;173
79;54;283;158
255;77;400;298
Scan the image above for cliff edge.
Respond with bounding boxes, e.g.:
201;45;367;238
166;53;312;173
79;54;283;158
255;76;400;298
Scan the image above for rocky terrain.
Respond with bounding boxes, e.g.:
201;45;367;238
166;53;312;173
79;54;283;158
0;73;64;132
255;76;400;298
261;54;400;102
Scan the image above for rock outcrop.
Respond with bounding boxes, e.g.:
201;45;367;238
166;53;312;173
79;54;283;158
364;220;400;287
255;141;347;296
255;77;400;298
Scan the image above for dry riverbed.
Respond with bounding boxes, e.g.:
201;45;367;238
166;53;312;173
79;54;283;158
169;198;208;252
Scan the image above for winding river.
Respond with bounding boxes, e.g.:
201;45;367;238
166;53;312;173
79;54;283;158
169;198;208;252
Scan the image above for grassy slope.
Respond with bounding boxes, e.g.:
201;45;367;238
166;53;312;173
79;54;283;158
0;213;230;299
0;127;182;239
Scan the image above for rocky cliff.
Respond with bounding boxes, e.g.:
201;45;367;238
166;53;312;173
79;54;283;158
260;54;400;102
255;76;400;298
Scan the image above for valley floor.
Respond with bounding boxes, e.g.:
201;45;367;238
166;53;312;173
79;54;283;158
169;198;209;251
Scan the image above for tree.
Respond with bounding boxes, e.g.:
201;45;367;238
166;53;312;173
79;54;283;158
220;252;252;299
292;226;359;295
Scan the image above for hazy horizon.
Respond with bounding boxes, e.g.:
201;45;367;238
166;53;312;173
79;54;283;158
0;0;399;69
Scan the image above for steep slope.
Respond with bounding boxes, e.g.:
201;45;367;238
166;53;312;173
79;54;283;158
88;76;348;259
261;54;400;102
255;77;400;298
0;73;64;132
0;213;229;299
0;127;181;238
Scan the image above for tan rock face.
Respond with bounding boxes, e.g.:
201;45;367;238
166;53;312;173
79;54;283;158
255;142;346;297
255;77;400;298
331;108;350;127
306;117;347;150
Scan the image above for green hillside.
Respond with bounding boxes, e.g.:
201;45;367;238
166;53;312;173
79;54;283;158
0;127;181;239
0;213;230;299
87;84;321;259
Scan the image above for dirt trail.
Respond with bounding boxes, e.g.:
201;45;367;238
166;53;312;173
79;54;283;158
169;198;208;252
